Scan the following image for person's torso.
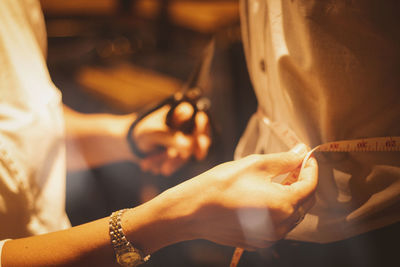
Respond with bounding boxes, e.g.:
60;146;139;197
238;0;400;242
0;0;70;239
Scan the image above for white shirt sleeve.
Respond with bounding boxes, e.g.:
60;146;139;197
0;239;10;267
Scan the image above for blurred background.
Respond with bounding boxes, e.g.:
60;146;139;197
41;0;259;266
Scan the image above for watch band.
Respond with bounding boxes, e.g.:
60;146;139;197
109;209;150;267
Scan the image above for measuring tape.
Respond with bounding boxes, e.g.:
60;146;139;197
229;135;400;267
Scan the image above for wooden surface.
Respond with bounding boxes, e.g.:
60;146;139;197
40;0;239;33
76;63;182;112
135;0;239;33
40;0;117;15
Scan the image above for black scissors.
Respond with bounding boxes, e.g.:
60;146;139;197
127;40;215;158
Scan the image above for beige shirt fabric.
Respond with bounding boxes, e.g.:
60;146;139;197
237;0;400;243
0;0;70;248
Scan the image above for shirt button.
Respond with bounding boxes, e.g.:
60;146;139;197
260;59;266;72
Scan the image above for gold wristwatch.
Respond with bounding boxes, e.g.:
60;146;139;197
109;209;150;267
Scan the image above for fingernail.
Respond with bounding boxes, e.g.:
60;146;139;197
290;143;307;155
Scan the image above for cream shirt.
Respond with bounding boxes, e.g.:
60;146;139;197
0;0;70;255
236;0;400;243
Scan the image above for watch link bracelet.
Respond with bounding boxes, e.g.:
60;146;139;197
109;209;150;267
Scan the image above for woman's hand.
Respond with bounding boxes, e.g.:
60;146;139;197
142;144;318;252
132;102;211;176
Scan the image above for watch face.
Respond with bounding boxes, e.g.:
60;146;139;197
117;251;143;266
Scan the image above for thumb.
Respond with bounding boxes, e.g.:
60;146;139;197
259;143;308;176
170;102;195;130
287;156;318;205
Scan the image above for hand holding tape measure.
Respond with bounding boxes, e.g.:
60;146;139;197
230;136;400;267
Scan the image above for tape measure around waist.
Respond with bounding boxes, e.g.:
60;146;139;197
230;136;400;267
314;136;400;152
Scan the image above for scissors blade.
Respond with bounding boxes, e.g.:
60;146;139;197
183;38;215;93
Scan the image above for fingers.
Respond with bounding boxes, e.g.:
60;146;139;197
136;101;211;175
283;195;315;230
281;167;300;185
140;148;188;176
194;111;211;160
287;156;318;205
142;103;210;159
268;196;315;241
144;130;194;156
170;102;195;128
171;102;211;160
140;152;166;175
161;148;187;176
257;143;308;176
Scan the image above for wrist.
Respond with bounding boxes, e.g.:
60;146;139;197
121;186;199;255
107;113;137;138
106;113;140;163
153;176;216;241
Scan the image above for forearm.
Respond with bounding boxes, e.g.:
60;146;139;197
2;218;114;267
123;187;198;255
1;190;196;267
1;148;318;266
63;106;137;170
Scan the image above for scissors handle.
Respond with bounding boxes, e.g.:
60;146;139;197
127;89;209;159
165;89;203;134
